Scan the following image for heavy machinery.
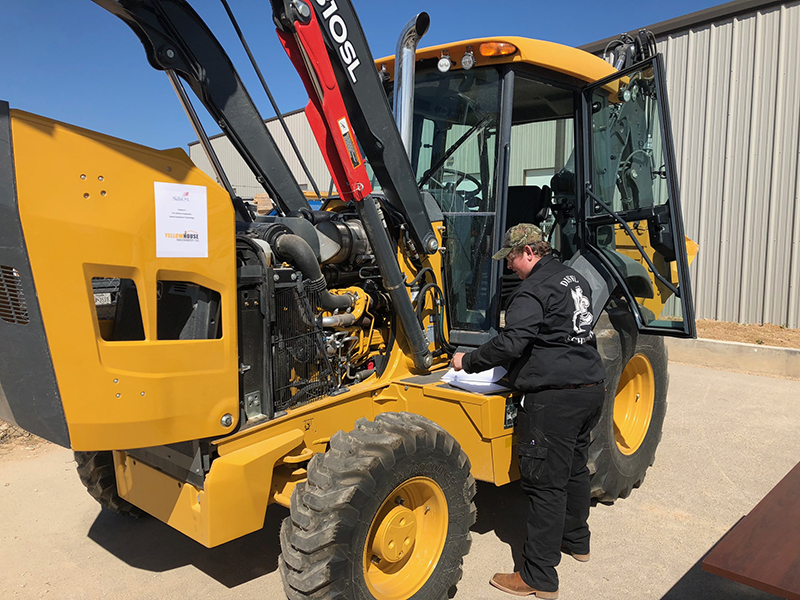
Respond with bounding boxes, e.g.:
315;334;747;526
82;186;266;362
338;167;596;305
0;1;696;598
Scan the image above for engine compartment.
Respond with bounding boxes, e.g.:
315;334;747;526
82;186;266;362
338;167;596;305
233;195;437;426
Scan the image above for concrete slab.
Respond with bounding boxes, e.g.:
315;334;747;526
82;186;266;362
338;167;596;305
667;337;800;380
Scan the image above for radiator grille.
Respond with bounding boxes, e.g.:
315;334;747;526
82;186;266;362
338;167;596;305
273;282;335;412
0;265;30;325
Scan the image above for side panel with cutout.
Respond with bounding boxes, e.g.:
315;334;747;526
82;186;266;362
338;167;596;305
9;108;238;450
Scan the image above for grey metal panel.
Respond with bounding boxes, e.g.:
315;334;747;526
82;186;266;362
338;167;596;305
656;1;800;327
715;15;755;323
764;4;800;327
695;21;733;324
190;112;333;199
673;25;711;321
739;8;780;324
509;121;557;186
0;102;70;447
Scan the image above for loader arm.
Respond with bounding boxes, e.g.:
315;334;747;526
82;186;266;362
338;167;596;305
270;0;434;371
272;0;439;257
92;0;310;218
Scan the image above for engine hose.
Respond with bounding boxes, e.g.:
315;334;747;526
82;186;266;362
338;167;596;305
321;313;357;328
416;283;456;355
271;233;354;312
352;368;375;383
356;197;432;371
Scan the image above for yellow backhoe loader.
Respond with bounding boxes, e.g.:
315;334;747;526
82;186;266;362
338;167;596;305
0;1;696;598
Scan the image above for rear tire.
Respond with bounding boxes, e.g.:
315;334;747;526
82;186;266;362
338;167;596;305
590;302;669;502
279;412;476;600
74;451;141;517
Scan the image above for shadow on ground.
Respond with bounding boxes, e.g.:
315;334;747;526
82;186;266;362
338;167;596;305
472;480;527;571
87;503;289;588
472;481;603;572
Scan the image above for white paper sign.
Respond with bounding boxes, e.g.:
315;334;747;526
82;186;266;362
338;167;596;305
154;182;208;258
441;366;509;394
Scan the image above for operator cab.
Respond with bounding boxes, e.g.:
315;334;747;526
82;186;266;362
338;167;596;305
386;42;695;345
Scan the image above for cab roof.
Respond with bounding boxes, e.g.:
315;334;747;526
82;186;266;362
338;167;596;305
376;36;617;85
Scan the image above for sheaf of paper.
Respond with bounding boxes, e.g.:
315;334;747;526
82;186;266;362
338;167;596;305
155;182;208;258
441;366;509;394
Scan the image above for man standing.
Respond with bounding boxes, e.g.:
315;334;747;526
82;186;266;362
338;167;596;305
451;223;606;599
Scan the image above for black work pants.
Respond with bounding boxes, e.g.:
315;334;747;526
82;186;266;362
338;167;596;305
516;385;605;592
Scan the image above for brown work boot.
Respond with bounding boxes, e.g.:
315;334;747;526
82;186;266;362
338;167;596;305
489;572;559;598
560;543;590;562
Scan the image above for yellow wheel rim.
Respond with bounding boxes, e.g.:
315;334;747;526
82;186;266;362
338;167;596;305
613;353;655;455
362;476;448;600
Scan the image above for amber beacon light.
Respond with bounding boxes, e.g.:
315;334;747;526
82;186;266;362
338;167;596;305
479;41;518;57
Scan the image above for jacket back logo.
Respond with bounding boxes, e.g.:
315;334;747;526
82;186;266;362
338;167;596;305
567;285;594;344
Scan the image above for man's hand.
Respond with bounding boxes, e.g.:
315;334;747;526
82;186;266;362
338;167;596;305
451;352;465;371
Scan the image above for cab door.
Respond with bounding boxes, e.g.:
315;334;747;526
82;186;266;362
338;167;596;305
581;54;696;337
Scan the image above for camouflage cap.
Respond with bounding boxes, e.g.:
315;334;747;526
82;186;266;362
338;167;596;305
491;223;544;260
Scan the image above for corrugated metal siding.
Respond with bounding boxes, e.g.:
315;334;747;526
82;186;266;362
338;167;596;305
507;120;574;186
660;1;800;326
189;111;332;199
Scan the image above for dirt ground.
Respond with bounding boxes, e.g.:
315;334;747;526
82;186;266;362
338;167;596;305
697;319;800;349
3;363;796;600
0;421;47;455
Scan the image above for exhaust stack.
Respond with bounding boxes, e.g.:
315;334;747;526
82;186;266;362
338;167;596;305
392;12;430;154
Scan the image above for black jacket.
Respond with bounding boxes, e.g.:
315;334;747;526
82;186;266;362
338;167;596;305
462;255;605;392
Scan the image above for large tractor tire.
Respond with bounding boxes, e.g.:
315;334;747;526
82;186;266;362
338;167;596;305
279;412;476;600
74;451;141;517
590;302;669;502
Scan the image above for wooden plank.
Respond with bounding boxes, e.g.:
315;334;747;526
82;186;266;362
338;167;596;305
703;461;800;600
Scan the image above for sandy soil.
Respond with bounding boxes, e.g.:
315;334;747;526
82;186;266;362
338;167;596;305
697;319;800;349
2;363;796;600
0;421;47;455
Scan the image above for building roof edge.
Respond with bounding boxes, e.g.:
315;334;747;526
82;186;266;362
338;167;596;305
580;0;786;55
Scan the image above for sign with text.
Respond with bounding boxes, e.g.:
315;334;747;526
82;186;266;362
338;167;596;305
154;182;208;258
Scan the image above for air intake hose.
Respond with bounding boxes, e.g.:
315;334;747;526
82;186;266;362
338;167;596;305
241;223;354;313
272;234;354;312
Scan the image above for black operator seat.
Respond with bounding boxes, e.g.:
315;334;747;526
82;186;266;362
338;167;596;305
504;185;550;230
500;185;552;305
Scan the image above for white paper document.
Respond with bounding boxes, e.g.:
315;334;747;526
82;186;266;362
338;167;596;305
155;182;208;258
441;366;509;394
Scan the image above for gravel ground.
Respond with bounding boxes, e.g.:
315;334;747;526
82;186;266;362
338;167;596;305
2;362;798;599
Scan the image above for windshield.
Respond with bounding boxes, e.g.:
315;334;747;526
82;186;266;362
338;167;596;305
410;67;502;332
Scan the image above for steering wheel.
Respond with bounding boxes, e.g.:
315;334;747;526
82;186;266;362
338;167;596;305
429;168;482;210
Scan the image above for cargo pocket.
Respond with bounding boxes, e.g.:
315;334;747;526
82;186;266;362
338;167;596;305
516;403;549;481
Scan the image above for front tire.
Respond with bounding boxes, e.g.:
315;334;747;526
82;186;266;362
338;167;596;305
590;305;669;502
74;451;141;517
279;412;476;600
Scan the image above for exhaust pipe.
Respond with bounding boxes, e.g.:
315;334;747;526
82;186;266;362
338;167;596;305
393;12;429;154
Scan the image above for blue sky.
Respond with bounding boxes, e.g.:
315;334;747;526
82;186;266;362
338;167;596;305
3;1;721;150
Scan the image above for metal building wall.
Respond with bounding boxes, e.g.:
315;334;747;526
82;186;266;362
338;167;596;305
657;1;800;327
189;110;333;200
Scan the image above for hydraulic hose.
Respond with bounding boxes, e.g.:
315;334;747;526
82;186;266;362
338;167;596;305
356;197;432;371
